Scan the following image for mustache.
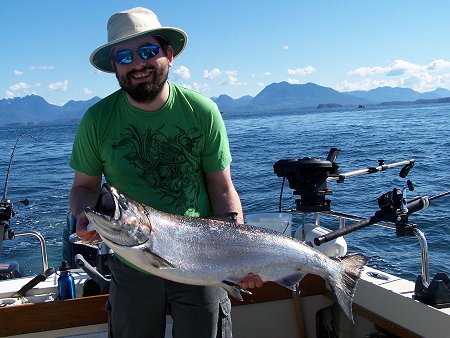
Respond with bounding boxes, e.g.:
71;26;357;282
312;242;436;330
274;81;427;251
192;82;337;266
127;66;155;79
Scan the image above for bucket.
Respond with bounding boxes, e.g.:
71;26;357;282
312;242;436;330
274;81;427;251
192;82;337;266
245;212;292;235
294;223;347;257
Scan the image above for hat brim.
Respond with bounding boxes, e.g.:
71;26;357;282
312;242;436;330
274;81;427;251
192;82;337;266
90;27;187;73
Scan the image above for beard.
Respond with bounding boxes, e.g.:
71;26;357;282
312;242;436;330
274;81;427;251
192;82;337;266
115;61;169;103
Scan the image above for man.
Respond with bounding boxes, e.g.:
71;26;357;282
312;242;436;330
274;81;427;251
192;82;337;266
70;7;261;338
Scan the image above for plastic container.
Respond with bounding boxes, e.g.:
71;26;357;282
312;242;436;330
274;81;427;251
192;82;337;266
57;260;76;300
245;212;292;235
294;223;347;257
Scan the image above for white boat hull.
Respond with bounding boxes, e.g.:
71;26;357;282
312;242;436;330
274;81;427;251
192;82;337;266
1;265;449;338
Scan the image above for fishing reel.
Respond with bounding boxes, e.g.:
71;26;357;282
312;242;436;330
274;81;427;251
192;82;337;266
0;198;29;241
0;199;14;226
0;198;18;249
273;148;340;212
274;147;416;214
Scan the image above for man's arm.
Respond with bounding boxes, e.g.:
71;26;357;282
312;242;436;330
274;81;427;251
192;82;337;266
204;165;244;224
69;171;102;241
204;165;263;288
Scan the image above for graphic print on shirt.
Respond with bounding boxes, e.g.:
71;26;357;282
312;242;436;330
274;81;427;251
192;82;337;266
112;124;203;211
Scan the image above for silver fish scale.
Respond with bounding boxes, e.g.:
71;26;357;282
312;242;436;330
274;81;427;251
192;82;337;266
146;212;336;284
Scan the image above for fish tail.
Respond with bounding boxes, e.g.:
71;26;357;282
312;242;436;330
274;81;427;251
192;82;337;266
329;253;369;322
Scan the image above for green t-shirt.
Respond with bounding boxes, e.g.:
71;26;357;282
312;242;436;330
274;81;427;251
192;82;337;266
70;83;232;217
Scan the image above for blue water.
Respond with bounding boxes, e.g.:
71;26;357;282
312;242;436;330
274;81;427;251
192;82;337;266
0;103;449;282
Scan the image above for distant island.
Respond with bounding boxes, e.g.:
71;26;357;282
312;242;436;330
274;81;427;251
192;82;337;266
317;103;343;109
2;82;450;125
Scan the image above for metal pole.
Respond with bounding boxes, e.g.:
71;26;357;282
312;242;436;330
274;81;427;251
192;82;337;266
412;228;429;288
327;159;415;182
14;231;49;272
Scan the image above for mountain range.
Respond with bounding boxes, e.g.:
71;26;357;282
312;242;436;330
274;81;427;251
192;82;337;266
213;82;450;113
2;82;450;125
0;95;102;126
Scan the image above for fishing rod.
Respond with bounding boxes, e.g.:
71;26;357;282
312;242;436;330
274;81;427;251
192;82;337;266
328;158;415;183
0;133;49;274
2;137;21;201
314;188;450;246
1;134;32;255
313;185;450;306
2;133;33;202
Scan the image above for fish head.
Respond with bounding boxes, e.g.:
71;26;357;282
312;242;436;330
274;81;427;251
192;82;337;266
85;184;152;246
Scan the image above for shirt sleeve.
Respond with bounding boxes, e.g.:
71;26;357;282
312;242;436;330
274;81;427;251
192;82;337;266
69;110;103;176
201;102;232;173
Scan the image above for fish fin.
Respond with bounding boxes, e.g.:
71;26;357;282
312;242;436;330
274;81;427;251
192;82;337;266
142;247;176;269
275;272;305;290
328;253;369;322
220;279;252;301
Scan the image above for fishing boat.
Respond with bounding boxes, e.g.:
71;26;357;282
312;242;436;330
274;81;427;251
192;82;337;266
0;147;449;338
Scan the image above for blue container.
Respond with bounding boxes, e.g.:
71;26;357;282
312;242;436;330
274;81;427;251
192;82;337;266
58;261;76;300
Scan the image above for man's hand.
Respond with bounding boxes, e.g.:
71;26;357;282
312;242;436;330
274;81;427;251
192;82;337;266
76;211;100;242
239;273;263;289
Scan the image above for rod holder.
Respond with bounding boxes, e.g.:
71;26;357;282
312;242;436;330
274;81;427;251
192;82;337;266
414;272;450;308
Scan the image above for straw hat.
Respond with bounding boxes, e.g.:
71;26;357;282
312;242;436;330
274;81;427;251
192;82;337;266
90;7;187;73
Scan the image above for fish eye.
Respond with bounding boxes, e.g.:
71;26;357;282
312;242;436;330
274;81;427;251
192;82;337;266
119;195;129;210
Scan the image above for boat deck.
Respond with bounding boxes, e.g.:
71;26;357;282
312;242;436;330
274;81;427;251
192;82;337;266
1;268;449;338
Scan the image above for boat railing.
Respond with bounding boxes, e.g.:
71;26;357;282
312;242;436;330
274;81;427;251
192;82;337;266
314;209;450;307
12;230;49;272
303;210;430;287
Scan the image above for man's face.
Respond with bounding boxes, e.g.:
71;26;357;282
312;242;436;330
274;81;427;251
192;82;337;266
112;36;173;103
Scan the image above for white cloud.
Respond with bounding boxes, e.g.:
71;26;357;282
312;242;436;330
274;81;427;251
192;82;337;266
287;78;301;84
282;45;289;50
348;66;388;77
29;65;55;71
427;59;450;71
14;70;23;76
182;82;210;93
204;68;221;80
386;60;422;76
336;79;402;92
287;66;315;75
5;82;43;98
220;71;247;86
348;59;423;77
173;65;191;80
221;75;239;86
83;87;93;95
192;82;210;92
9;82;30;91
48;80;68;91
6;82;38;98
251;71;271;78
344;58;450;92
225;70;238;76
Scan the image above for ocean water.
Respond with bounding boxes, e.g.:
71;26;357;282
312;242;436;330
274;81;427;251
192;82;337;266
0;103;449;282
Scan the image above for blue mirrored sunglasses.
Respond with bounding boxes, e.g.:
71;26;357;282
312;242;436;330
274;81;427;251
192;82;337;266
112;44;160;65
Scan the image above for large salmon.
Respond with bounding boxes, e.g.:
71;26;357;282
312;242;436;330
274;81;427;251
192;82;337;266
86;184;368;321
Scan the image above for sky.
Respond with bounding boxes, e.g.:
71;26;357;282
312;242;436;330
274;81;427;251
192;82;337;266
2;1;450;105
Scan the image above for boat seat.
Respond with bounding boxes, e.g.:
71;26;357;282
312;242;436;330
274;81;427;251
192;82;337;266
62;212;98;268
0;261;21;279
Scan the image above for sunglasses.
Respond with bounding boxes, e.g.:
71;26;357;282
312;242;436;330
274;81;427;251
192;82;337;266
112;44;160;65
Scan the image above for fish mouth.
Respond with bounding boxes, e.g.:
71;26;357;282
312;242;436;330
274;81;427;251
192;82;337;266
85;184;121;225
85;184;151;247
